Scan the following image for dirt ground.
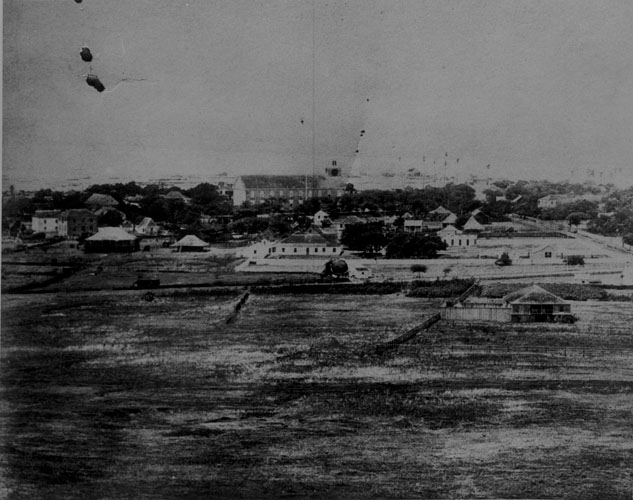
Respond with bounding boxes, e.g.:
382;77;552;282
2;290;633;499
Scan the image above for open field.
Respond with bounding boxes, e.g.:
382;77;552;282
2;290;633;499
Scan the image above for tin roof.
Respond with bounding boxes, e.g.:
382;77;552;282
85;227;137;241
237;175;325;190
85;193;119;206
172;235;208;247
503;285;568;305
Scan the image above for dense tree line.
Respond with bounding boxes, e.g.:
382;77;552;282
341;222;447;258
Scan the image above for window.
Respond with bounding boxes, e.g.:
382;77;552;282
451;239;454;246
459;239;462;246
332;248;336;252
272;247;276;253
294;248;297;253
466;239;469;246
545;252;552;258
282;248;285;252
323;248;326;252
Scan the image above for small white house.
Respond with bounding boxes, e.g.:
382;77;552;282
270;229;340;257
463;216;486;233
136;217;159;235
437;225;477;247
313;210;330;226
529;244;561;262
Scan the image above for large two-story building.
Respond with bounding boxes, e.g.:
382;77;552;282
232;162;347;206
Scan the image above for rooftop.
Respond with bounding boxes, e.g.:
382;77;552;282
85;193;119;206
172;235;208;247
503;285;568;305
85;227;137;241
236;175;325;190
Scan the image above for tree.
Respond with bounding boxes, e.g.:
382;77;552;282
567;211;589;228
442;266;453;279
97;209;124;227
410;263;427;278
495;252;512;266
566;255;585;266
384;233;447;259
340;222;387;255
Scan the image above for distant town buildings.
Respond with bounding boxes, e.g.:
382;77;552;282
537;193;602;209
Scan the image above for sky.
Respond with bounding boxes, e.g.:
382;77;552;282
4;0;633;190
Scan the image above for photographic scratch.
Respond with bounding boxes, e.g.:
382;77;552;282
104;78;149;93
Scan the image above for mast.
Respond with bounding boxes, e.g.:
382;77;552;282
307;0;316;200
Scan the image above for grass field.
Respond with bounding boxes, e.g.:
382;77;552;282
2;290;633;499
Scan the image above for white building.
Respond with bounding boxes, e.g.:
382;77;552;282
437;225;477;247
31;210;61;237
270;229;340;257
313;210;330;226
136;217;159;235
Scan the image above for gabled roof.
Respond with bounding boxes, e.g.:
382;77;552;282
463;216;485;231
137;217;157;228
86;227;137;241
334;215;365;225
503;285;568;305
442;213;458;224
172;235;208;247
279;229;337;246
531;244;558;254
437;224;462;235
85;193;119;206
236;175;325;190
94;206;126;217
429;205;454;215
164;190;190;201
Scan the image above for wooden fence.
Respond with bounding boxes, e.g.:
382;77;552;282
441;306;511;322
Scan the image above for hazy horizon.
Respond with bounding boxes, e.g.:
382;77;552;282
4;1;633;190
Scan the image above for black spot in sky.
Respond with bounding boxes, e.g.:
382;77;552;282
75;0;82;3
300;119;304;124
80;47;92;62
86;74;105;92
